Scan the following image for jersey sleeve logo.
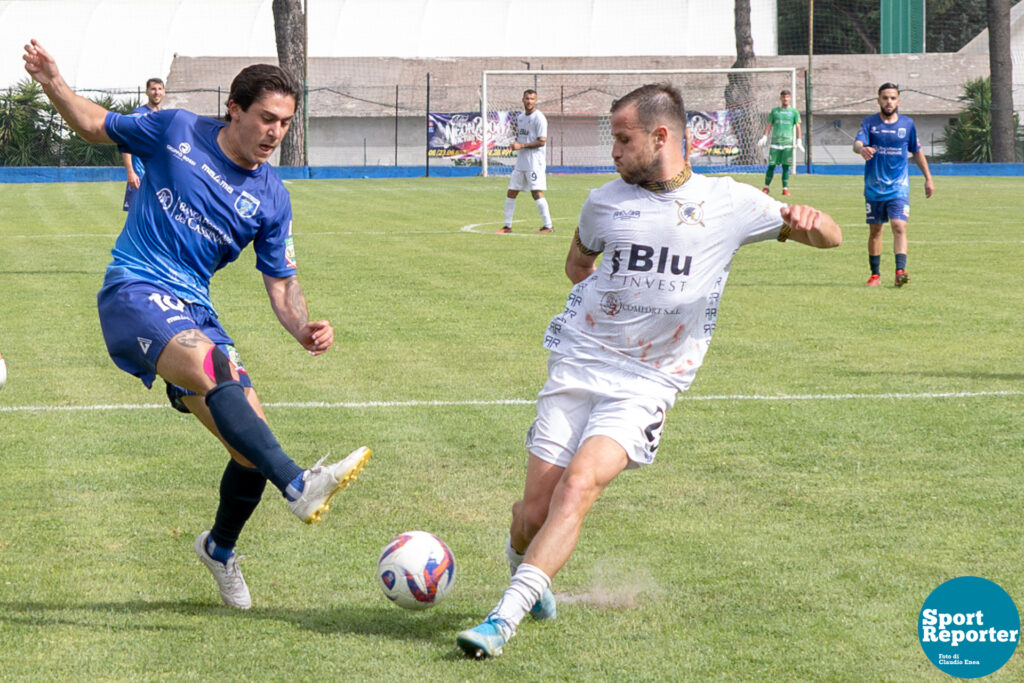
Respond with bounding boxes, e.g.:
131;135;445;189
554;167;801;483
284;236;297;269
234;191;260;219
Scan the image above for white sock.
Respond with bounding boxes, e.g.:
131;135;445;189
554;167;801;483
490;563;550;637
535;197;552;228
504;197;516;226
506;536;525;575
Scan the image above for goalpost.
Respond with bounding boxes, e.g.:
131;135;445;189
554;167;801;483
480;67;798;177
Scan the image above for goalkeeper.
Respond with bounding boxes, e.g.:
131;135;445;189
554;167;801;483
758;89;802;196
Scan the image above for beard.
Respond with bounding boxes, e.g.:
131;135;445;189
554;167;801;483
880;104;899;116
616;148;659;186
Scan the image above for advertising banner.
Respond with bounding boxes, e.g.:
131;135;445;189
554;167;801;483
427;111;517;161
687;110;740;158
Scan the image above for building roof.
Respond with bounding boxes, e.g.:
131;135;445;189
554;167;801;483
166;52;990;119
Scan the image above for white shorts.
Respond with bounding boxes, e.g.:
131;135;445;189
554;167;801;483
525;354;677;469
508;169;546;192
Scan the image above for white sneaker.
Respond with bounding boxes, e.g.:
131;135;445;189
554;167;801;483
288;446;370;524
194;530;251;610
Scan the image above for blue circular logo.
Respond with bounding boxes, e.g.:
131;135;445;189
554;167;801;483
919;576;1020;678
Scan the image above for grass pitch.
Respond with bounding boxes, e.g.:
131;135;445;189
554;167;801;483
1;172;1022;680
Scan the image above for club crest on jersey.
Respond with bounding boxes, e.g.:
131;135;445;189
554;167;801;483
234;191;260;218
676;200;705;227
897;128;906;139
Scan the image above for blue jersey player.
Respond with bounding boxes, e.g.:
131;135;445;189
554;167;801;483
121;77;164;212
23;39;370;610
854;82;934;287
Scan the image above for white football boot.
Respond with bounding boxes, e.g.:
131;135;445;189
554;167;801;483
288;446;371;524
194;530;251;610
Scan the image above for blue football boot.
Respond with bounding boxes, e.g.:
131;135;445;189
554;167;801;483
456;616;512;659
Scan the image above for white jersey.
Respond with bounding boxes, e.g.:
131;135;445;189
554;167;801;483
514;109;548;174
543;174;786;393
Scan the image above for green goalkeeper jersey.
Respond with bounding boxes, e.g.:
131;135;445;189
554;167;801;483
768;106;800;147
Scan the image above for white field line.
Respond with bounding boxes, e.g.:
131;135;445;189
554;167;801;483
460;216;571;235
2;390;1020;414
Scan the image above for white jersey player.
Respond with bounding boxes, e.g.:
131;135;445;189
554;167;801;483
459;82;843;659
497;89;553;234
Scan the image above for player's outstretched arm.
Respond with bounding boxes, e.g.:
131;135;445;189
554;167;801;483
22;40;112;144
263;274;334;356
780;205;842;249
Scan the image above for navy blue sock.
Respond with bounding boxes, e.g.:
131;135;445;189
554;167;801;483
205;381;303;493
206;536;235;563
869;254;881;276
209;459;267;556
895;253;907;271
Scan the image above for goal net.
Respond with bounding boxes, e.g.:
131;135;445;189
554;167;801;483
479;68;798;176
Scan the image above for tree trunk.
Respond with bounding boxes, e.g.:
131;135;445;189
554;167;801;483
272;0;306;166
727;0;759;164
987;0;1015;162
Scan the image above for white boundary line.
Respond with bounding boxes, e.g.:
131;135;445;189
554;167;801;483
1;390;1020;414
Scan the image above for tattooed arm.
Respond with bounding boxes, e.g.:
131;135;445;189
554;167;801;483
263;274;334;356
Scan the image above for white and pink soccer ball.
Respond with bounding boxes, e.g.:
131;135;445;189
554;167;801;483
377;531;455;610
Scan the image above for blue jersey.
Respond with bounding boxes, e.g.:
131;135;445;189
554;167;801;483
104;109;297;312
855;113;921;201
127;104;157;177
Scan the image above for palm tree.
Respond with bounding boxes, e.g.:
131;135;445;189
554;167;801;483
938;77;1020;163
0;80;137;166
0;79;61;166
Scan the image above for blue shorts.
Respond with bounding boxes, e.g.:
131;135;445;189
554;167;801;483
97;278;252;395
866;198;910;224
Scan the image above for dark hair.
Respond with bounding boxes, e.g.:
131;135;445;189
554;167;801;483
146;78;164;88
523;89;537;96
610;82;686;135
223;64;300;121
780;89;791;96
878;82;900;95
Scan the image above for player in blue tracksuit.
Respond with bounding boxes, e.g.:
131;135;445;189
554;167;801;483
121;78;164;211
23;39;370;609
854;82;934;287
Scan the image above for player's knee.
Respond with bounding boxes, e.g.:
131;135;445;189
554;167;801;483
203;346;238;386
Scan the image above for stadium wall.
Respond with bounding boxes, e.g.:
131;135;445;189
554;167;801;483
3;163;1023;184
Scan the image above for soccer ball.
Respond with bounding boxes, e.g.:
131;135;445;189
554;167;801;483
377;530;455;610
